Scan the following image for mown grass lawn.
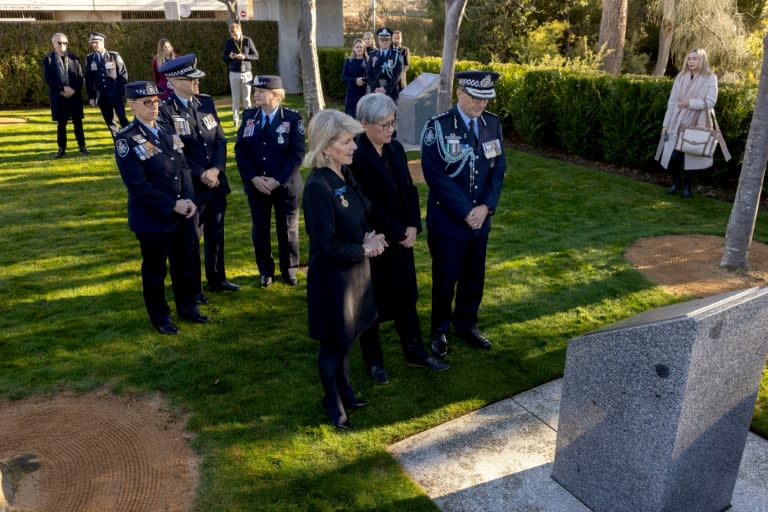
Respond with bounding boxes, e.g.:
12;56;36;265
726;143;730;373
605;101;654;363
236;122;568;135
1;97;767;511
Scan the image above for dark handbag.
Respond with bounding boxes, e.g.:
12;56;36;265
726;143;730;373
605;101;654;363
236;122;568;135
674;108;731;161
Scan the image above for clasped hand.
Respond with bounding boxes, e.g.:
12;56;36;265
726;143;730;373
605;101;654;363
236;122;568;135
251;176;279;195
465;205;489;230
173;199;197;218
363;231;388;257
201;168;220;188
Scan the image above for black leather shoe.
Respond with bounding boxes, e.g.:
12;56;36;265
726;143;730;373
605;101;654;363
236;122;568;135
284;275;298;286
431;333;448;359
369;365;390;384
79;146;90;155
260;275;273;288
179;308;210;323
210;280;241;291
54;148;65;158
196;293;208;305
343;399;369;410
153;321;179;335
457;327;492;350
406;356;449;371
333;420;353;431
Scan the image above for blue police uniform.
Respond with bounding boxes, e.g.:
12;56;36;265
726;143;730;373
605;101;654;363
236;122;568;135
420;71;506;354
115;81;204;332
234;75;306;285
158;54;237;291
84;32;129;133
367;28;403;103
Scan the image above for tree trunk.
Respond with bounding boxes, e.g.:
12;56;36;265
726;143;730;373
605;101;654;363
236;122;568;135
652;0;675;77
217;0;239;24
436;0;468;113
299;0;325;119
597;0;627;74
720;34;768;269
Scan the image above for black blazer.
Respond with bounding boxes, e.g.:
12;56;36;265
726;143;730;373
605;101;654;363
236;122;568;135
41;51;85;121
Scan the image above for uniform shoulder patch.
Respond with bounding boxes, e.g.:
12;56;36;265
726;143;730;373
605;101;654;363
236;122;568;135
116;138;130;158
297;119;305;135
422;126;436;146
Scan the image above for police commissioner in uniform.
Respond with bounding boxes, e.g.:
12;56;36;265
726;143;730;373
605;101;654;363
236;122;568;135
420;71;506;359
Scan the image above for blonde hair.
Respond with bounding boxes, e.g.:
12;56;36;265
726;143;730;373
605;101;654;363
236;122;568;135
350;38;366;60
679;48;712;77
254;88;286;102
303;110;363;169
155;38;175;66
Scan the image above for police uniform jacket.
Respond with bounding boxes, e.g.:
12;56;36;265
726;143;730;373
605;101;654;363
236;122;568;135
367;47;403;101
234;105;305;196
41;51;85;121
160;93;230;205
349;133;421;320
115;120;194;234
420;105;506;239
85;50;128;101
302;167;377;344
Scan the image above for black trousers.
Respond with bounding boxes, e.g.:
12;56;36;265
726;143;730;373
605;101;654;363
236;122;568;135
318;337;357;425
98;94;129;132
56;115;85;149
428;231;488;335
136;220;200;325
245;185;300;279
196;194;229;285
359;307;429;367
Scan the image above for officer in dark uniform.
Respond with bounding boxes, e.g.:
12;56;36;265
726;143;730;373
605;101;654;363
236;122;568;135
85;31;129;135
420;71;506;358
41;32;89;158
367;27;403;103
158;54;240;294
235;75;305;287
115;81;210;334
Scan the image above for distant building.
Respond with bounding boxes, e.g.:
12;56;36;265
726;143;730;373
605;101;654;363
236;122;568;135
2;0;343;93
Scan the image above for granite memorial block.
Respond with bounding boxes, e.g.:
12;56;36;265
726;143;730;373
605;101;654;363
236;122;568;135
397;73;439;145
552;287;768;512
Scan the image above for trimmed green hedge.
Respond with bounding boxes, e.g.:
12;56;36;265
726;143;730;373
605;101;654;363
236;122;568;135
0;20;278;108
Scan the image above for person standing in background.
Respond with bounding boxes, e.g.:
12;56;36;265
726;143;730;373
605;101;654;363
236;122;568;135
341;39;368;118
367;28;403;104
362;31;377;56
151;38;176;100
392;30;410;92
84;31;129;136
41;32;89;158
223;23;259;128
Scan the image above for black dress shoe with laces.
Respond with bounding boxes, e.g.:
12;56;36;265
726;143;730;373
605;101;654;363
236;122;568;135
260;275;273;288
457;327;492;350
431;333;448;359
196;293;208;305
210;280;241;291
178;308;210;323
406;356;449;371
153;321;179;335
54;148;65;158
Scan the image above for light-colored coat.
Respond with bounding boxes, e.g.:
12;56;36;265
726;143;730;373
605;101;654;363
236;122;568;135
656;72;718;171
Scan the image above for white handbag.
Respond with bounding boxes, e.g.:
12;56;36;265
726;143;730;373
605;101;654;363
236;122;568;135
674;109;731;161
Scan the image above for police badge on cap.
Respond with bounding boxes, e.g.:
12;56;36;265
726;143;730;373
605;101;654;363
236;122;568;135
124;81;161;99
158;54;206;79
376;27;393;38
456;71;500;100
88;31;106;43
249;75;283;89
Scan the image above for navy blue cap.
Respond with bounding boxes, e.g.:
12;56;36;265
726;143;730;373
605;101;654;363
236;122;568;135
158;54;206;79
376;27;393;38
456;71;500;99
249;75;283;89
88;31;105;42
124;81;161;99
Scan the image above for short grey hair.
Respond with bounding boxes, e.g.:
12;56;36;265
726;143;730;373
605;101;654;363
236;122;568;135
356;93;397;125
303;110;363;169
51;32;67;43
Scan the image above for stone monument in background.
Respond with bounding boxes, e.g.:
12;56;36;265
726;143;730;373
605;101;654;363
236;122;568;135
552;287;768;512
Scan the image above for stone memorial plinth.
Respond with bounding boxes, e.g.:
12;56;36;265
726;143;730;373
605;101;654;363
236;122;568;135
397;73;440;145
552;287;768;512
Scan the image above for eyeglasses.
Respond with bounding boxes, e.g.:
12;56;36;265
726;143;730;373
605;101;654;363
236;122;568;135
134;98;160;108
56;41;68;45
377;120;397;131
175;78;200;83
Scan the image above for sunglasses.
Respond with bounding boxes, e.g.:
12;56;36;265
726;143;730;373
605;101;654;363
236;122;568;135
56;41;68;45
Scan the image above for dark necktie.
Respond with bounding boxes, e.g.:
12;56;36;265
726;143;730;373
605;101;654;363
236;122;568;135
262;115;271;136
468;119;478;149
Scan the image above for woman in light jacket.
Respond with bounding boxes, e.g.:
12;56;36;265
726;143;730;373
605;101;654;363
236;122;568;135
656;48;718;198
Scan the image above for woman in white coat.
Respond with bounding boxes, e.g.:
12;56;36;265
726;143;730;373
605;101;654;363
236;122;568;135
656;48;718;198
